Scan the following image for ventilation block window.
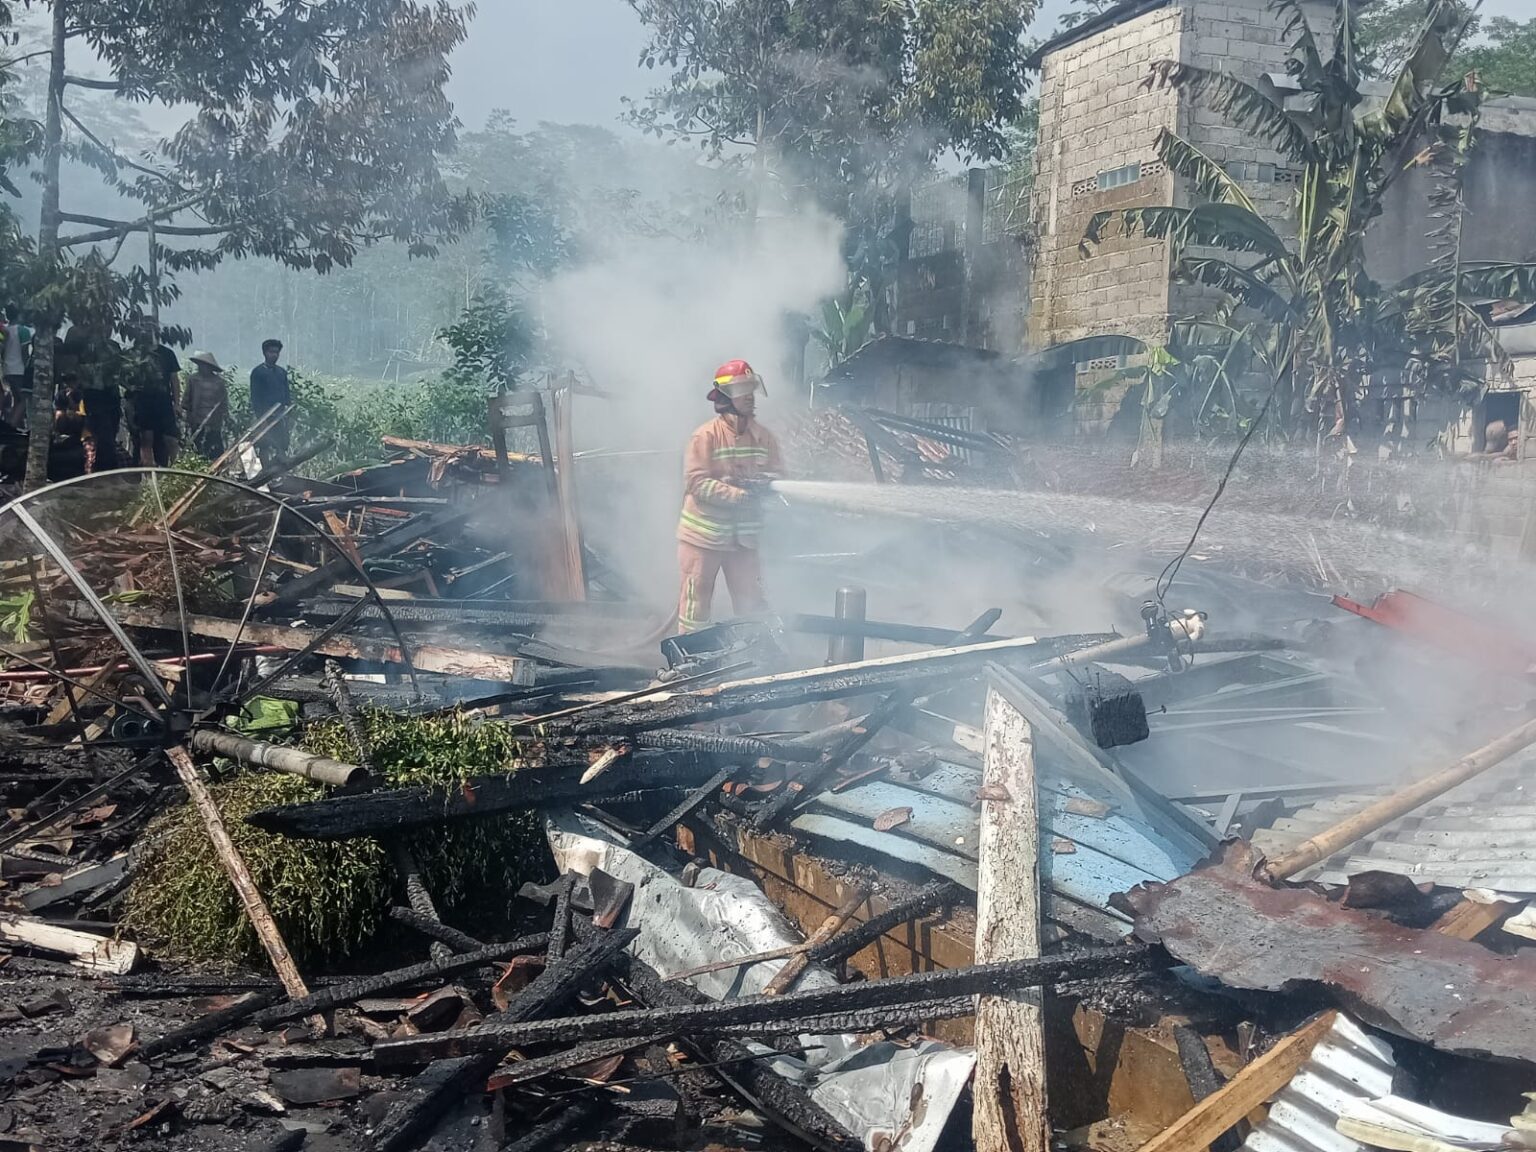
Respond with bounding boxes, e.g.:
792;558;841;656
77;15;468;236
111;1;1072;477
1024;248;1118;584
1098;162;1143;191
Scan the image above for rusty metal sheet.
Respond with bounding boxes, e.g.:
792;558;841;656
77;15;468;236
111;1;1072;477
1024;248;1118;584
1120;842;1536;1064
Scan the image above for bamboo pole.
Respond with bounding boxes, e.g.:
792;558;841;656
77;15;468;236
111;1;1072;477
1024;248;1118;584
189;728;364;787
1262;716;1536;882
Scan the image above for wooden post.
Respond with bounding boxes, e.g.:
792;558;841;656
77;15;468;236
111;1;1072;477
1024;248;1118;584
167;747;323;1033
551;376;587;601
972;685;1048;1152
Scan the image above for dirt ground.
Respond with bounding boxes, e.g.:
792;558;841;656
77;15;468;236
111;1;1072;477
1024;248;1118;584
0;963;499;1152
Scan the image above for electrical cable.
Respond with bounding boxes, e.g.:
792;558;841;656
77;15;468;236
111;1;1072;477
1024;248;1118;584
1154;387;1277;610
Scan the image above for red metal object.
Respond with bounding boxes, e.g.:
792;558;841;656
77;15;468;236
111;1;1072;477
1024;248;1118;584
1332;589;1536;677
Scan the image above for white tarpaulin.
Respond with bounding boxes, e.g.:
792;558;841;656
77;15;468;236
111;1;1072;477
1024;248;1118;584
547;812;975;1152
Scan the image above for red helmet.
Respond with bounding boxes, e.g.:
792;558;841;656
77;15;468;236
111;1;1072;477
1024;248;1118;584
708;359;765;404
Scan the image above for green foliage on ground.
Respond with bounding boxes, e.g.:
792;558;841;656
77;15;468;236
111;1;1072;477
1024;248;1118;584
124;712;549;965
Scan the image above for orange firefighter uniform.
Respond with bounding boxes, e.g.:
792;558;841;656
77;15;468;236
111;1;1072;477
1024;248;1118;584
676;360;784;633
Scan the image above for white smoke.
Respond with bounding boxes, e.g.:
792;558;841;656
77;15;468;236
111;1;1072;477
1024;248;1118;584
538;205;848;609
542;208;847;453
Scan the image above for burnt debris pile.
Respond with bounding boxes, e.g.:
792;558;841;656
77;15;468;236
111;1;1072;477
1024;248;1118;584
0;401;1533;1152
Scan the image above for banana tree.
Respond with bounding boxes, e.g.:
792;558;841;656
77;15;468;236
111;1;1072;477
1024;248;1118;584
812;280;875;369
1080;0;1536;439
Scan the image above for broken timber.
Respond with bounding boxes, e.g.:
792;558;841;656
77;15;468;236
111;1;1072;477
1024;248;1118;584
754;610;1002;829
388;905;485;954
373;945;1151;1062
168;747;319;1030
614;953;864;1152
253;933;550;1028
0;912;137;974
90;605;537;685
371;926;638;1152
972;682;1048;1152
1136;1012;1339;1152
551;633;1122;736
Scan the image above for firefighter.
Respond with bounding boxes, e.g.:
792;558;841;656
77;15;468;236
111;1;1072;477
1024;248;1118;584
676;359;784;634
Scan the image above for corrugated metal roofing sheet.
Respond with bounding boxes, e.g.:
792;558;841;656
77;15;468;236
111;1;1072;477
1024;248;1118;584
792;754;1200;938
1238;1014;1396;1152
1251;755;1536;892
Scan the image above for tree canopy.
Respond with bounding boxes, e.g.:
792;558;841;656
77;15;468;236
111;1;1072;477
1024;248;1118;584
7;0;476;488
1361;1;1536;96
626;0;1036;313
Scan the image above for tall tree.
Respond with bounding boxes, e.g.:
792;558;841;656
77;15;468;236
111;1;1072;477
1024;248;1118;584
1081;0;1536;439
14;0;474;489
1361;1;1536;96
626;0;1035;321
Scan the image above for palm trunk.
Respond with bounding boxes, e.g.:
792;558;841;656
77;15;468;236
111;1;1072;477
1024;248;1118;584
22;0;68;492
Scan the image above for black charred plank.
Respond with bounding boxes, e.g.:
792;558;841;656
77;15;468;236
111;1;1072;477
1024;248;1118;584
140;990;283;1059
807;882;964;967
387;906;485;954
613;953;863;1152
246;755;716;841
375;945;1152;1061
253;934;549;1029
630;766;736;849
370;927;639;1152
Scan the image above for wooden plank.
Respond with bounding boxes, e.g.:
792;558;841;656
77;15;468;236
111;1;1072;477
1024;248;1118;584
167;747;322;1033
973;687;1048;1152
1431;897;1511;941
549;380;587;601
0;912;137;974
1136;1012;1339;1152
102;606;535;685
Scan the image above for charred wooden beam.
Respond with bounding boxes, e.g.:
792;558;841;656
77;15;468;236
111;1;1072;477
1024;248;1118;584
375;944;1152;1061
554;631;1121;737
140;990;282;1059
389;843;452;964
630;766;736;849
371;927;639;1152
614;953;863;1152
371;1054;492;1152
630;729;821;762
387;906;485;954
807;882;964;968
246;755;715;841
713;995;976;1039
253;934;549;1029
485;1036;662;1090
546;873;576;965
503;1102;598;1152
755;612;1000;830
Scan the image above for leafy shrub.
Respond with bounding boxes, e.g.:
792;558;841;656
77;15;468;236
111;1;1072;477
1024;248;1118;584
125;712;550;964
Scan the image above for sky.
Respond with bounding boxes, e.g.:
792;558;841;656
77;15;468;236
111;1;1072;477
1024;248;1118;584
460;0;1530;134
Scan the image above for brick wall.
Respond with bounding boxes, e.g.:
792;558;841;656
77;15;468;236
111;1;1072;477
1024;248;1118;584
1029;5;1184;349
1169;0;1333;319
1028;0;1335;350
